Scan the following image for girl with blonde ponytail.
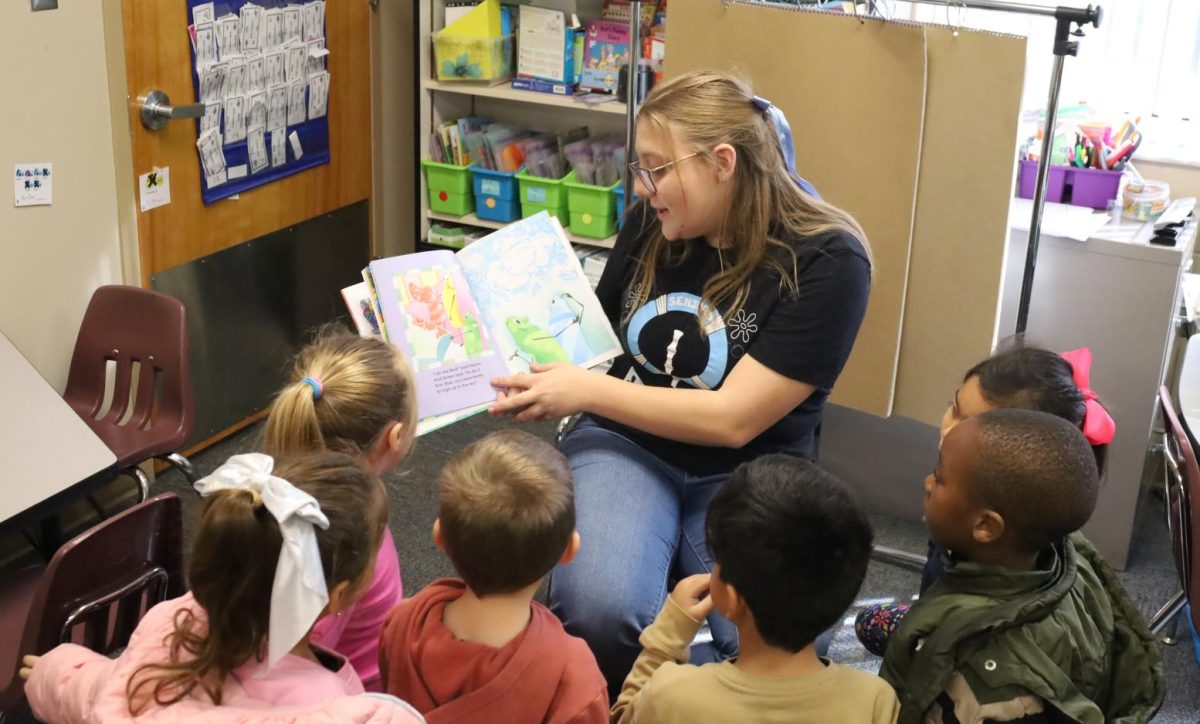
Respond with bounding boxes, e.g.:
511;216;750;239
489;70;873;694
262;324;417;691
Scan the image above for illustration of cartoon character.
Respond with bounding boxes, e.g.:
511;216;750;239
548;293;589;363
358;299;381;336
507;315;569;365
463;314;483;356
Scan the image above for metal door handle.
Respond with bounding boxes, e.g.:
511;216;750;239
138;89;205;131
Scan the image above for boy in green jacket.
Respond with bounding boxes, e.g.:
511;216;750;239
881;409;1164;724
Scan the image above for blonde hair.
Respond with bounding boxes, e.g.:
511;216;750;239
126;452;388;714
438;430;574;596
628;70;871;323
264;324;416;459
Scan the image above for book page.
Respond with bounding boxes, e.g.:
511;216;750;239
455;212;621;374
367;251;509;431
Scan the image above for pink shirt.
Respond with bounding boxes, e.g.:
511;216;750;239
25;593;425;723
311;527;404;691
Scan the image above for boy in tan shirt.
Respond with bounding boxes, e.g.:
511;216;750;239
612;454;899;723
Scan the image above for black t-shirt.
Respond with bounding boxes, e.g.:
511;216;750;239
592;200;871;474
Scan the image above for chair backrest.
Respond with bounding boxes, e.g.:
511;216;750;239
1157;386;1200;632
20;493;185;658
63;285;193;448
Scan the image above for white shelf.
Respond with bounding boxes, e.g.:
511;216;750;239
427;211;617;249
424;79;627;116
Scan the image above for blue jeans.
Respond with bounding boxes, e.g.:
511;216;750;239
548;417;739;698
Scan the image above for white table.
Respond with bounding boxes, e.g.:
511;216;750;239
0;332;117;534
1178;334;1200;440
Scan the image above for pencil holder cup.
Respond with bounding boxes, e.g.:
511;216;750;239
471;165;522;223
566;171;619;239
423;159;474;216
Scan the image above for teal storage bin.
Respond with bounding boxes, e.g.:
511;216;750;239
472;165;522;223
615;183;639;229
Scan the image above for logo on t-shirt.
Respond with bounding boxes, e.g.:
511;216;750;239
625;292;729;390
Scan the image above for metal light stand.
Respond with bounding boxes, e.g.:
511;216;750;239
623;1;643;209
901;1;1102;335
864;0;1104;571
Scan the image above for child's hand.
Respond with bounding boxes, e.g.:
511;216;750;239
670;574;713;622
18;655;39;680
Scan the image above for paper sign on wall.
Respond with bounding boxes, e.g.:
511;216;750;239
139;166;171;212
14;163;52;207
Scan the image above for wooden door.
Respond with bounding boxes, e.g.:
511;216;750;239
118;0;374;449
120;0;373;281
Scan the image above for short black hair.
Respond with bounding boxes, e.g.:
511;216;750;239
965;408;1099;552
706;455;873;653
968;343;1108;474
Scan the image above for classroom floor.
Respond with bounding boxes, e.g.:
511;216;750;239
13;413;1199;721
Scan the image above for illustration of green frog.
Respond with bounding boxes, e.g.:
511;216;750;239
506;315;569;364
463;314;483;356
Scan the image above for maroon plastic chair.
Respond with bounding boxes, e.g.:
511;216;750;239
0;493;184;716
1150;387;1200;639
63;285;196;501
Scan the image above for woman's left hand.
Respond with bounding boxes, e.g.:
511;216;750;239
490;363;596;422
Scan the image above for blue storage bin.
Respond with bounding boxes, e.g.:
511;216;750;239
615;183;639;229
472;165;522;223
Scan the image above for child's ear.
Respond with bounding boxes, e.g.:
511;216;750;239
386;421;414;457
709;570;744;621
559;531;581;565
327;579;355;616
432;519;446;552
972;509;1006;545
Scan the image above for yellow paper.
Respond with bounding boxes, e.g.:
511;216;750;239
444;0;501;38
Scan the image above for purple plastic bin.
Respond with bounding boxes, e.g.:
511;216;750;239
1018;160;1066;203
1017;159;1122;210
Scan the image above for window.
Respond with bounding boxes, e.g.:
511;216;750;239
880;0;1200;163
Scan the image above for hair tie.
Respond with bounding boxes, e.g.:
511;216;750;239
750;94;822;200
301;376;324;400
1059;347;1117;446
193;453;330;672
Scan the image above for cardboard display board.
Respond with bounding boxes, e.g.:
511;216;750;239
892;26;1027;425
665;1;928;417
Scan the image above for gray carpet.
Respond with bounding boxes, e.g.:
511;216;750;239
21;412;1200;721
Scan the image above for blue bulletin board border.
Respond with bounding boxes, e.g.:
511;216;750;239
187;0;330;205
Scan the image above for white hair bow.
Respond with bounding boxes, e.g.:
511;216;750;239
194;453;331;671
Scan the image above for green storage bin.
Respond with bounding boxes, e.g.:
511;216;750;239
521;199;570;222
423;159;474;216
516;168;569;210
565;171;619;239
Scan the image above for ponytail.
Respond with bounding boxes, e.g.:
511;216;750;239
265;324;416;458
126;452;388;714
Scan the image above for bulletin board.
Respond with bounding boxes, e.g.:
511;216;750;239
666;0;929;418
186;0;331;204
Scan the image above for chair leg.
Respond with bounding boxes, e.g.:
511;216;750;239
162;452;198;485
871;545;928;570
1149;590;1187;640
128;466;151;503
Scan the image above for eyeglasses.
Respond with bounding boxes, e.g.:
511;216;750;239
628;152;703;195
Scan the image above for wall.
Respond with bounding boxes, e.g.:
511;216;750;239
0;1;129;391
372;0;416;258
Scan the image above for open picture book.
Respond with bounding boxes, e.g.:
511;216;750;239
342;212;621;435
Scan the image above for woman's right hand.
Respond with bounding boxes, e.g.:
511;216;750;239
670;574;714;622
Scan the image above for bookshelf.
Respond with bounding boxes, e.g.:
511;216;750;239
417;0;626;251
427;210;618;249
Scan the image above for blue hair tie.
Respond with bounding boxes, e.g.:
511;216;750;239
751;95;822;200
301;376;324;400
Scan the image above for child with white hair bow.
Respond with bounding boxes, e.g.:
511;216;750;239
21;452;424;723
